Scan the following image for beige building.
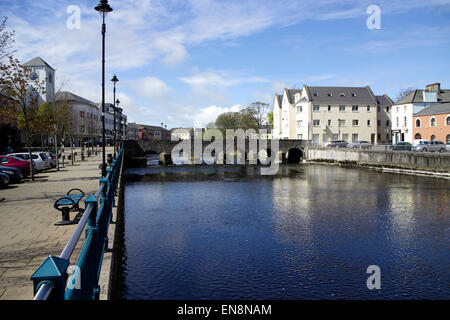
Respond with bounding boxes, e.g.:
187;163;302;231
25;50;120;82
273;85;393;144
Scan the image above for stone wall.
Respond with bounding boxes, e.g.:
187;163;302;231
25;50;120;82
305;147;450;172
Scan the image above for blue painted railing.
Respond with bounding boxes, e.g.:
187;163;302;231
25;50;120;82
31;148;124;300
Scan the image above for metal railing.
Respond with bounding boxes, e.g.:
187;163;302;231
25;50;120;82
31;148;124;300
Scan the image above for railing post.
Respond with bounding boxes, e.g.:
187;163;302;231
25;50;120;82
84;194;100;300
31;256;70;300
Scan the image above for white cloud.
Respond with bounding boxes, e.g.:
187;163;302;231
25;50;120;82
184;104;243;128
179;69;269;87
132;77;172;103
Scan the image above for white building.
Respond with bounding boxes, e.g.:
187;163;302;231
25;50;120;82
391;83;450;143
23;57;56;103
273;85;394;144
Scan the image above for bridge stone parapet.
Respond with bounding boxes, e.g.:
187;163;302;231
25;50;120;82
124;139;309;165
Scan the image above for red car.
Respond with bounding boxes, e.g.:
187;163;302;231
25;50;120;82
0;155;32;178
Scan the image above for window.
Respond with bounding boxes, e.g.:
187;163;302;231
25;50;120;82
431;135;436;141
377;134;381;140
404;117;407;127
447;134;450;143
396;118;399;127
386;134;390;140
339;105;346;112
386;120;390;126
338;119;346;127
367;120;371;126
352;93;357;97
313;120;320;126
404;106;407;112
297;106;302;113
352;105;359;112
416;119;421;128
313;92;318;96
415;133;422;139
342;134;349;142
327;93;333;97
367;106;371;112
377;120;381;126
297;120;303;128
352;120;359;126
312;134;320;144
313;105;320;112
386;106;390;112
80;111;85;118
352;134;359;142
328;120;332;126
340;93;345;97
431;117;437;127
446;116;450;126
378;106;381;112
297;134;303;139
328;105;332;112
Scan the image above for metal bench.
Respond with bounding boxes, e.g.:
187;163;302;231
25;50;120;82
54;189;85;226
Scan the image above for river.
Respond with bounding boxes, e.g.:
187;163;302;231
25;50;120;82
120;161;449;300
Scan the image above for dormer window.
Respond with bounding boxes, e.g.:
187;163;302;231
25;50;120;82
313;92;318;97
351;93;357;97
327;93;333;97
340;93;345;97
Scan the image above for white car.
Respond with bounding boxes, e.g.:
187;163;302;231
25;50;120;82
8;152;52;171
446;142;450;152
43;152;57;168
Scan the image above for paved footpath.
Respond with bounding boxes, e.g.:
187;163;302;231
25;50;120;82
0;147;116;300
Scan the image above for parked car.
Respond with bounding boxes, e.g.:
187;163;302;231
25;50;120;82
0;166;23;183
447;142;450;152
429;141;447;153
411;140;445;152
8;152;51;171
351;141;373;149
0;155;32;177
390;142;412;151
43;152;57;168
0;172;9;188
327;140;350;148
412;140;430;152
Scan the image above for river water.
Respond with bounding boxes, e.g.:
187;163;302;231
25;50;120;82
121;162;449;300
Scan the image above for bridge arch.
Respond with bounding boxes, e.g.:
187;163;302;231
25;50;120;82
286;148;303;163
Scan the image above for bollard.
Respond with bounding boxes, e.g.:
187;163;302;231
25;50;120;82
55;207;76;226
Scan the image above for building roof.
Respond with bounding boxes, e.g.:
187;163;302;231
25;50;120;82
285;89;301;104
414;103;450;116
305;86;378;104
137;124;170;132
376;94;394;107
396;89;450;105
274;94;282;108
56;91;97;107
23;57;55;71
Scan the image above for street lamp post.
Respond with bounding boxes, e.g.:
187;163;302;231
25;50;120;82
95;0;113;177
115;99;120;152
111;74;119;158
118;107;123;144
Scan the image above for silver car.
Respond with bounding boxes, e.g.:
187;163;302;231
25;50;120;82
351;141;373;149
412;140;446;152
447;142;450;152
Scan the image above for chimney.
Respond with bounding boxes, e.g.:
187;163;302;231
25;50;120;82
426;83;440;93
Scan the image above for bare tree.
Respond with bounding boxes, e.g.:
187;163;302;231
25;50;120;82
396;88;415;103
0;17;16;60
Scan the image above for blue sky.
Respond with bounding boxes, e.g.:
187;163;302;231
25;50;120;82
1;0;450;128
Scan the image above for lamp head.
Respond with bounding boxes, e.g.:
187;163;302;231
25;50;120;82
95;0;113;18
111;74;119;83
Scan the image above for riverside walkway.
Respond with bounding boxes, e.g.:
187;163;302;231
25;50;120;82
0;147;117;300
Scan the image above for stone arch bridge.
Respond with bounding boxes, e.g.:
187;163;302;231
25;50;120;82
124;139;308;164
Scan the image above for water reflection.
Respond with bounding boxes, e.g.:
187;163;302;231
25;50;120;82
121;164;450;300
